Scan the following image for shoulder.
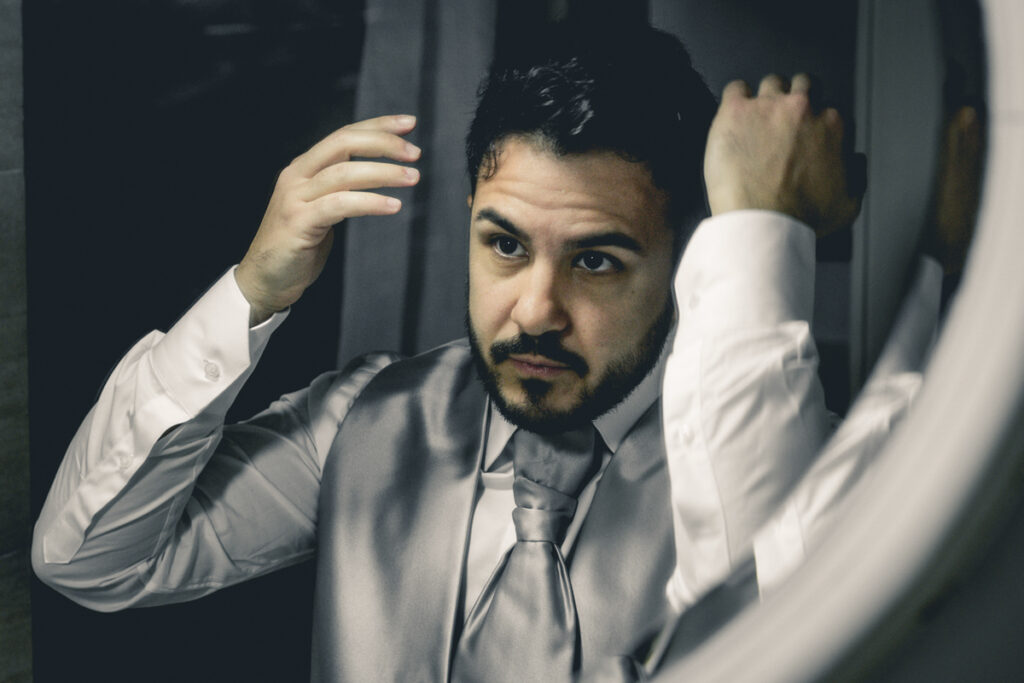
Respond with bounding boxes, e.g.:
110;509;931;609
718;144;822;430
352;338;474;395
313;338;473;409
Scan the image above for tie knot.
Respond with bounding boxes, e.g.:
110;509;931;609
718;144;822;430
510;427;599;498
506;427;600;545
511;476;577;542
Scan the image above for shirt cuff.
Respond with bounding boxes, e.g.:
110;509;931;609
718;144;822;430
149;267;289;417
675;211;816;340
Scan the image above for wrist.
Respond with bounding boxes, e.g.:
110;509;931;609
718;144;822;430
233;264;283;327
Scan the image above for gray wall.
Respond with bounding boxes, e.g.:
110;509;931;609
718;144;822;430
0;0;27;559
850;0;944;386
337;0;497;363
0;0;31;679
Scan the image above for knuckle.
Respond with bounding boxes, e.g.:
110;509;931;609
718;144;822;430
326;162;349;185
279;199;304;225
788;92;811;114
278;164;297;185
329;126;354;147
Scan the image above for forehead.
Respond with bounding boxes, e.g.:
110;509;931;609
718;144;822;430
472;137;671;247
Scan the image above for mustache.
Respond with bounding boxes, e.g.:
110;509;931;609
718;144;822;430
490;333;589;376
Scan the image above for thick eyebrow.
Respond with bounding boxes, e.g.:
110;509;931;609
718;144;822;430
474;207;643;253
572;232;643;253
474;208;525;240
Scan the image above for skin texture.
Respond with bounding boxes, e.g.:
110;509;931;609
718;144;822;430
466;137;676;432
704;73;862;237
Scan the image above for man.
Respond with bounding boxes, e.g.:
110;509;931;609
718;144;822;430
33;23;880;681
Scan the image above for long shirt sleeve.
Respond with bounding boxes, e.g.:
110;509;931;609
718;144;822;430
31;269;394;611
752;256;942;596
662;212;942;611
662;211;830;610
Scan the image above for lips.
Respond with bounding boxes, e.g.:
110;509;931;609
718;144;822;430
489;334;589;376
509;354;570;379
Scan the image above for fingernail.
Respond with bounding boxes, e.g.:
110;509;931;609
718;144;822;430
386;197;402;211
397;115;416;127
404;166;419;180
405;142;421;158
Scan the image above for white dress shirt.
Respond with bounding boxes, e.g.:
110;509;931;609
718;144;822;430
31;210;940;621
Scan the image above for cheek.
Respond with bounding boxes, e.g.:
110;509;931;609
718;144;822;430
578;280;671;355
468;259;514;341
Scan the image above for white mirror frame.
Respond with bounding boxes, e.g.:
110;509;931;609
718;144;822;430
658;1;1024;679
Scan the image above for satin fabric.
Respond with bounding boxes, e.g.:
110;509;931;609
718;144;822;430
453;429;599;682
311;339;675;681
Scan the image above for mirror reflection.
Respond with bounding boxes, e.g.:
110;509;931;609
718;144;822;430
22;1;984;681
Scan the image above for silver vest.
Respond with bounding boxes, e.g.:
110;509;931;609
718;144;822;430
311;339;674;681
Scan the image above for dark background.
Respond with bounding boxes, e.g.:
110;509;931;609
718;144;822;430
25;2;365;680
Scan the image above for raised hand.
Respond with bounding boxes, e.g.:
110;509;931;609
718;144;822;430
703;74;864;237
235;115;422;325
925;105;984;274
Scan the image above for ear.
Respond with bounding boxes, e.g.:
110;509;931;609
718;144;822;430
466;194;474;208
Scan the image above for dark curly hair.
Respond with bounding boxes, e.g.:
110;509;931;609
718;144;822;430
466;22;717;253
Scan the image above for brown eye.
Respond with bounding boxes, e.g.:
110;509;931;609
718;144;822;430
492;236;526;257
575;251;620;273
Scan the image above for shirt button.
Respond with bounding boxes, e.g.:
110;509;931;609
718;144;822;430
688;293;700;310
203;360;221;381
119;454;133;472
681;424;694;444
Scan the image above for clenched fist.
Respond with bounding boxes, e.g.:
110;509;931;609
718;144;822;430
235;115;422;325
704;73;864;236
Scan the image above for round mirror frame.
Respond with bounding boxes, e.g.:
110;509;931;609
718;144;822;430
659;1;1024;679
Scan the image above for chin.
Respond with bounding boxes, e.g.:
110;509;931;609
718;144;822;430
491;388;594;435
471;356;592;434
466;297;674;435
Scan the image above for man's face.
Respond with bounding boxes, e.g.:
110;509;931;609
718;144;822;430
467;137;676;433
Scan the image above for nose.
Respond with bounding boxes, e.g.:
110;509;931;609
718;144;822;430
509;263;569;337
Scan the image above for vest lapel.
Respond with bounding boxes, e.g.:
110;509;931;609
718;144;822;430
568;400;676;663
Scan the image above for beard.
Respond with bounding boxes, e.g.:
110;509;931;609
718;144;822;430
467;298;675;435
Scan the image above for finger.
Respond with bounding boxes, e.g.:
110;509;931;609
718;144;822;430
308;190;403;226
344;114;417;134
790;73;813;95
722;79;753;102
822;107;846;142
294;129;421;178
820;108;851;161
757;74;789;96
300;161;419;201
792;73;826;111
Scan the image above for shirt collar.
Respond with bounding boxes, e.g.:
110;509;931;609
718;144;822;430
483;337;671;469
